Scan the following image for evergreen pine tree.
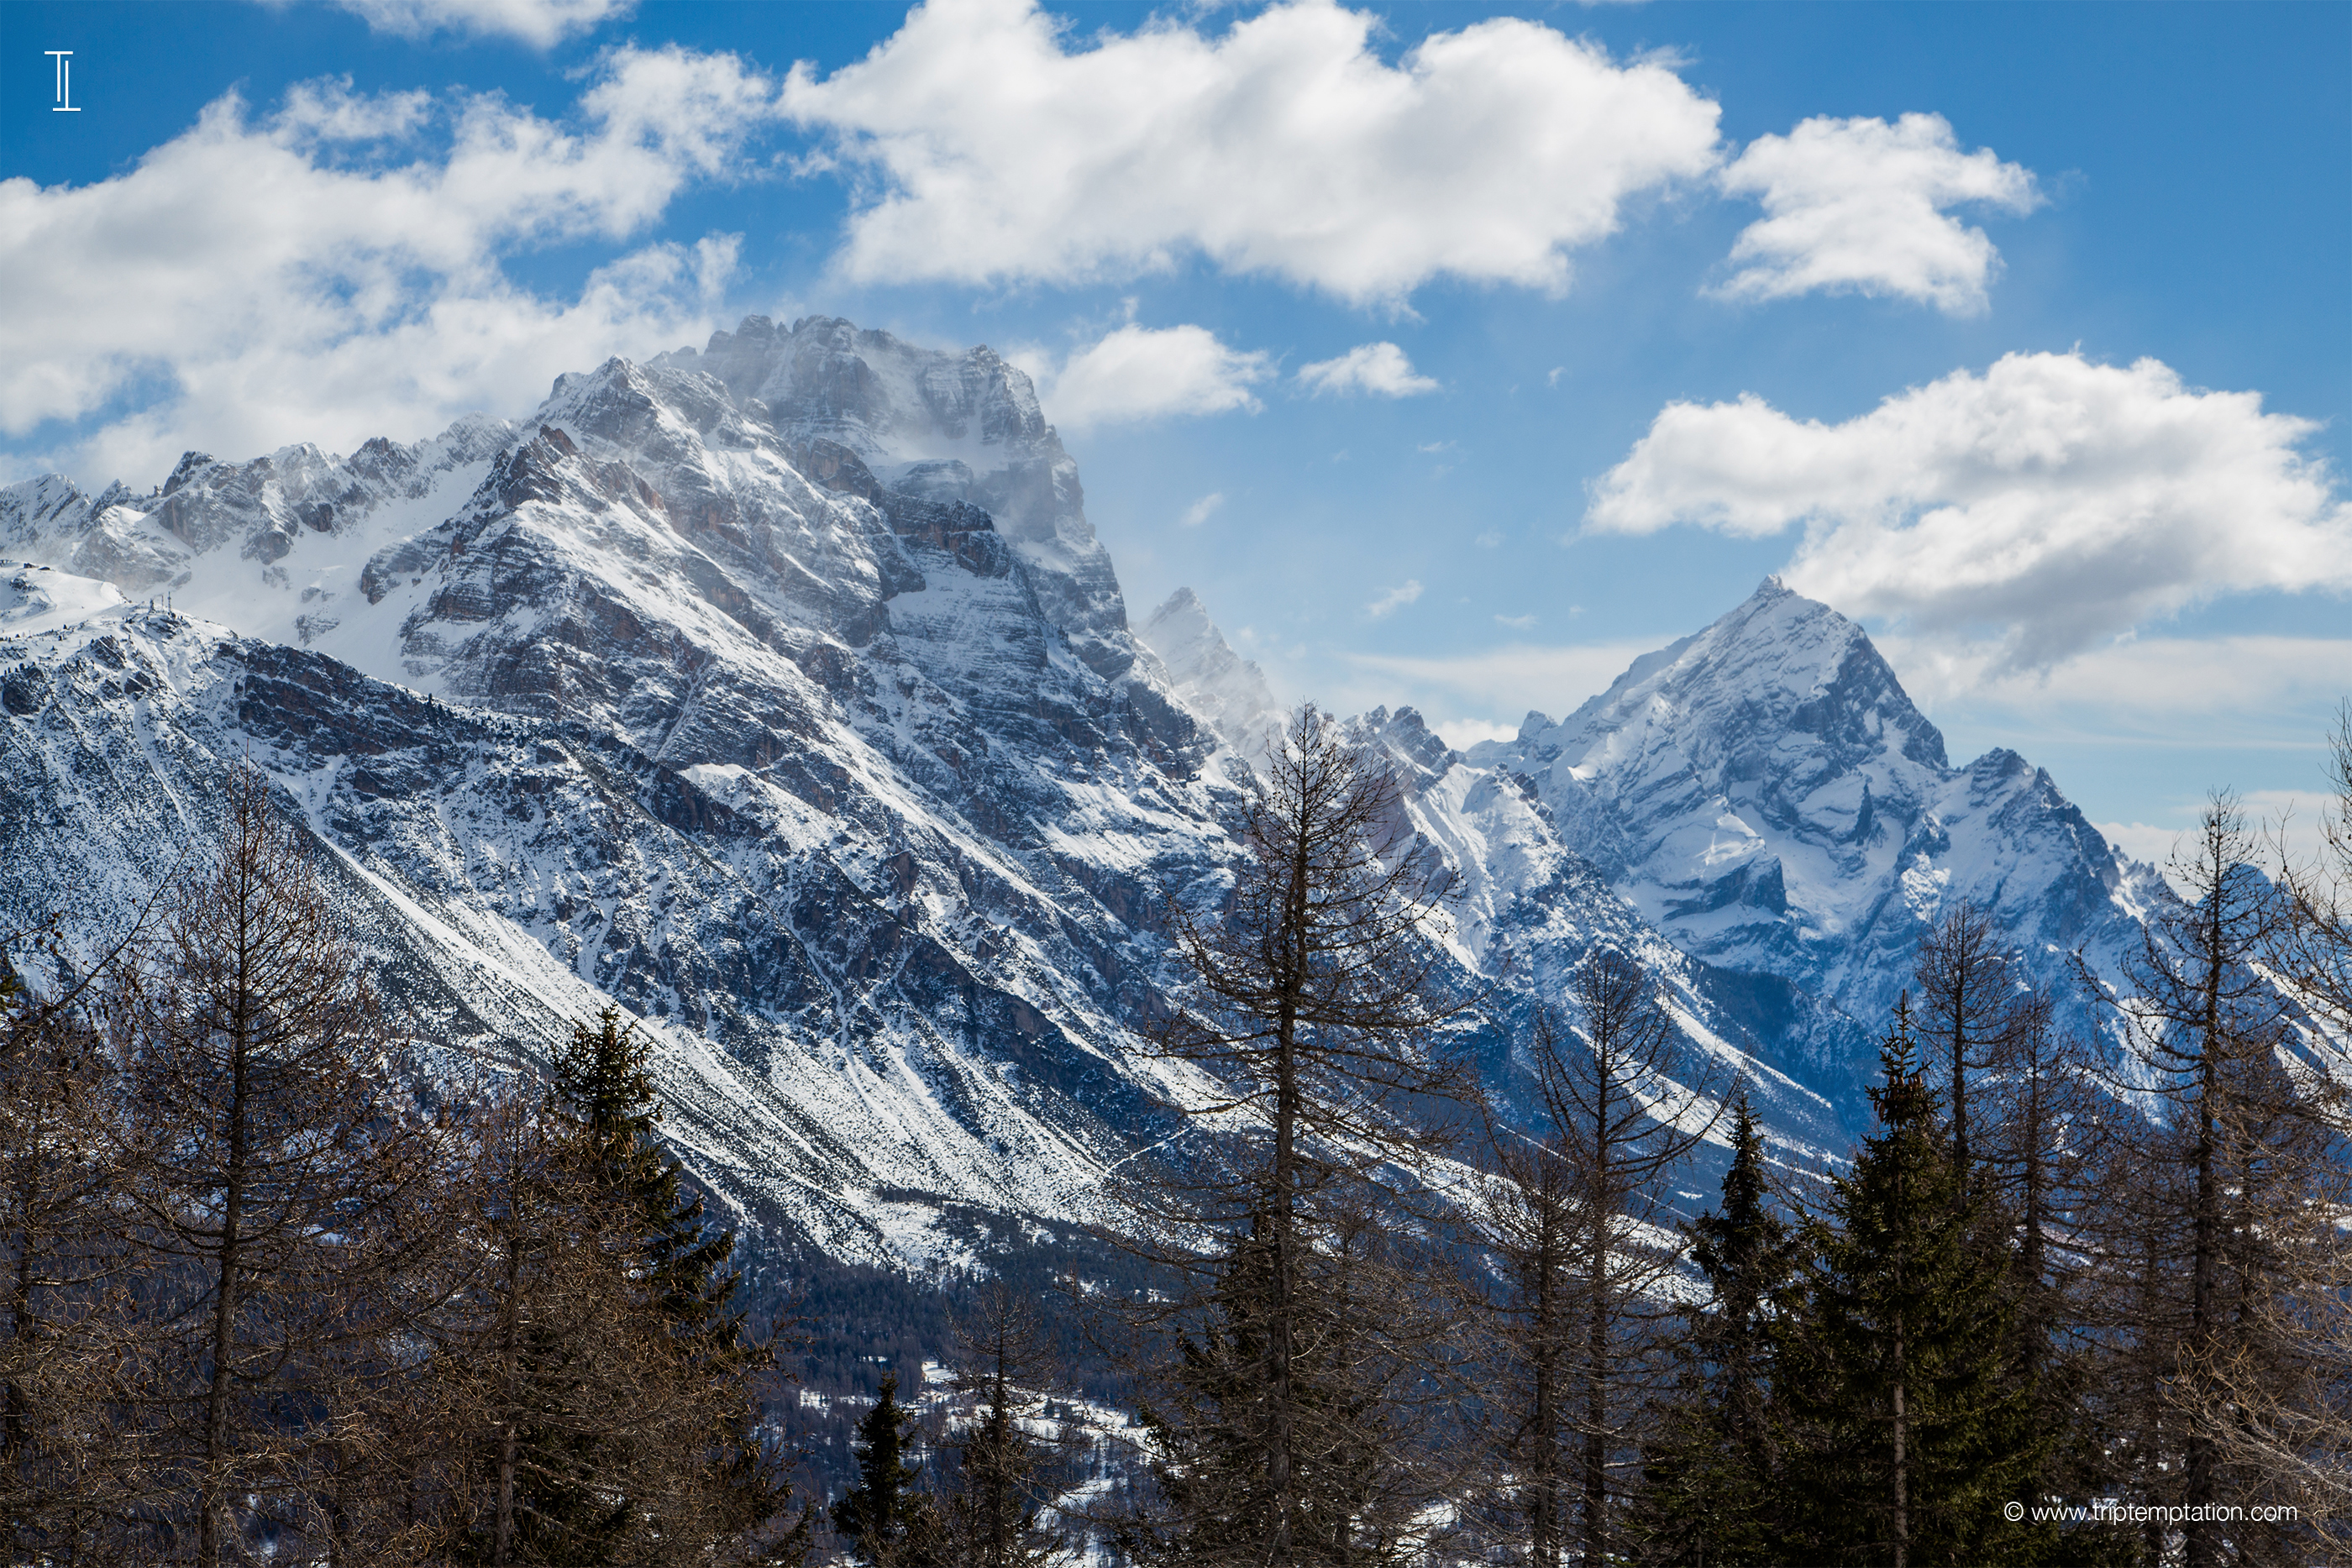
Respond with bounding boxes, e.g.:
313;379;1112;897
1774;999;2051;1567
1626;1093;1797;1565
832;1371;942;1566
942;1282;1064;1568
459;1007;800;1563
551;1009;799;1544
1130;1208;1411;1566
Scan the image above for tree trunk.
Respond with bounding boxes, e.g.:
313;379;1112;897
1583;1093;1609;1568
1268;822;1307;1560
1268;1008;1297;1559
1892;1334;1907;1568
1530;1214;1560;1568
491;1236;522;1568
2183;889;2226;1568
197;1036;252;1568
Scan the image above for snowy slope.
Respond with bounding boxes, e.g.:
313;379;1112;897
1;595;1215;1266
3;562;126;636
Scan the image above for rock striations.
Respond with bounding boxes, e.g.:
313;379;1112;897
1;318;2167;1270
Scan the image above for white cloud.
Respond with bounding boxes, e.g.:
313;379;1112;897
1017;324;1273;432
1431;717;1522;750
0;49;781;487
1298;343;1440;398
1494;612;1537;630
311;0;631;46
1366;579;1424;618
1882;634;2352;730
781;0;1722;303
1179;491;1226;528
2099;792;2338;892
1714;113;2040;315
1585;351;2352;669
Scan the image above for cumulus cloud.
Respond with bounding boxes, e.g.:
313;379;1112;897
781;0;1722;303
311;0;632;47
0;50;780;486
1714;113;2040;315
1297;343;1440;398
1018;324;1273;431
1584;351;2352;668
1365;579;1425;618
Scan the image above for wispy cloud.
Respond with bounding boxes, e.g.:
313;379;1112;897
1882;634;2352;738
309;0;632;47
1494;612;1537;629
1348;638;1656;722
1179;491;1226;528
1366;579;1425;618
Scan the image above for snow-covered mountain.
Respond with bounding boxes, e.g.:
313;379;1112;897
2;316;2164;1268
1467;578;2171;1082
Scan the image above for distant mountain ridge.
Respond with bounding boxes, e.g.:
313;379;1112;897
3;316;2168;1270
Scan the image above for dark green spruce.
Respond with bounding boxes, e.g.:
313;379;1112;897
1627;1093;1798;1565
832;1371;943;1566
1772;999;2052;1567
538;1007;801;1561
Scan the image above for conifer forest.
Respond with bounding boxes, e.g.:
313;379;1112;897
4;704;2347;1568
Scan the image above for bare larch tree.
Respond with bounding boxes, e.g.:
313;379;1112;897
1125;704;1475;1565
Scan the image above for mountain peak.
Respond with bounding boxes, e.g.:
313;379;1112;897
1137;586;1279;759
1553;578;1948;779
658;314;1125;653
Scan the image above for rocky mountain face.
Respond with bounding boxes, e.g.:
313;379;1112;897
2;317;2163;1270
655;316;1128;675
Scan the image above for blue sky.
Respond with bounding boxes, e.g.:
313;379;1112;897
5;0;2348;863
